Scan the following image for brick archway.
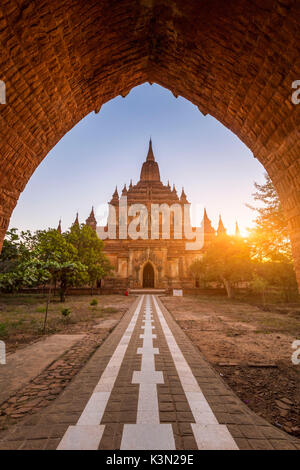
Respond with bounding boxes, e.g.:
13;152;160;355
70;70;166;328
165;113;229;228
0;1;299;284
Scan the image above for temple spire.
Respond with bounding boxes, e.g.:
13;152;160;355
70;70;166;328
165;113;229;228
201;208;215;236
217;214;226;235
73;212;79;226
86;206;97;231
57;219;62;234
235;221;241;237
146;137;155;162
110;186;119;204
139;139;161;182
180;187;188;203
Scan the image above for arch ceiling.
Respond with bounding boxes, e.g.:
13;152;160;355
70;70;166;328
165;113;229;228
0;0;299;282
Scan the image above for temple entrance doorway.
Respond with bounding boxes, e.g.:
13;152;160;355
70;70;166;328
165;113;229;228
143;263;154;288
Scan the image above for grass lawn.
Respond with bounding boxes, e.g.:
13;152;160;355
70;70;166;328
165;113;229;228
0;293;135;352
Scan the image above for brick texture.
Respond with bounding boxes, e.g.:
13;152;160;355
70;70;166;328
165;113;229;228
0;0;299;283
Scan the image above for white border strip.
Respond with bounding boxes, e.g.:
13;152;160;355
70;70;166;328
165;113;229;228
57;295;144;450
153;295;239;450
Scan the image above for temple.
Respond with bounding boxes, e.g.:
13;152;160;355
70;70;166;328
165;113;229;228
71;140;235;289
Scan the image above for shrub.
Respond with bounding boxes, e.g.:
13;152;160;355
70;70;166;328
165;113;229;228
90;298;98;306
61;308;71;317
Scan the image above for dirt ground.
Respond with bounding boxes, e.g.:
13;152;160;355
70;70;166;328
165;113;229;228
0;294;135;353
0;293;137;430
161;294;300;438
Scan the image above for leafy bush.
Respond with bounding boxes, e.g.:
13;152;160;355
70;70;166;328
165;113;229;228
61;308;71;317
90;298;98;306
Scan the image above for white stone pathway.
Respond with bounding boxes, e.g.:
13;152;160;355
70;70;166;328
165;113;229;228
153;296;238;450
57;295;238;450
57;296;144;450
121;295;175;449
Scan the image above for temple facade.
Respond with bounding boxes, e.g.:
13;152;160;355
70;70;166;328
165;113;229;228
75;140;238;290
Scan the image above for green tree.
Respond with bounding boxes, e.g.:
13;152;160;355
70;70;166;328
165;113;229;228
0;256;51;292
247;174;298;299
64;224;112;289
189;257;210;288
34;229;87;301
0;228;20;265
247;173;291;261
0;229;38;291
0;229;33;274
253;260;297;302
190;235;252;298
0;225;111;299
0;230;86;301
250;274;269;305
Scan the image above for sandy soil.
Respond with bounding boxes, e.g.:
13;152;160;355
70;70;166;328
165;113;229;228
161;294;300;437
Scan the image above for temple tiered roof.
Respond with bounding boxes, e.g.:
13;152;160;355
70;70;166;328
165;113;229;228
112;139;180;205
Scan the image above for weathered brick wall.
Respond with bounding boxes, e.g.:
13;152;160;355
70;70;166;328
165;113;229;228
0;0;299;284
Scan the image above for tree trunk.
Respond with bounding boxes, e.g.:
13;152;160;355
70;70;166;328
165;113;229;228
60;289;65;302
43;286;51;334
285;288;291;302
221;277;234;298
60;282;66;302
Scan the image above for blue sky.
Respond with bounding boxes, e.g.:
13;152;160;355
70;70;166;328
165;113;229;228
9;83;265;236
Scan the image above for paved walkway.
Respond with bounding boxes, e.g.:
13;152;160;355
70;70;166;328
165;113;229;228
0;295;299;450
0;334;84;404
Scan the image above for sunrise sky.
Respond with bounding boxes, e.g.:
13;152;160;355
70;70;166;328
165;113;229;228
9;83;265;236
